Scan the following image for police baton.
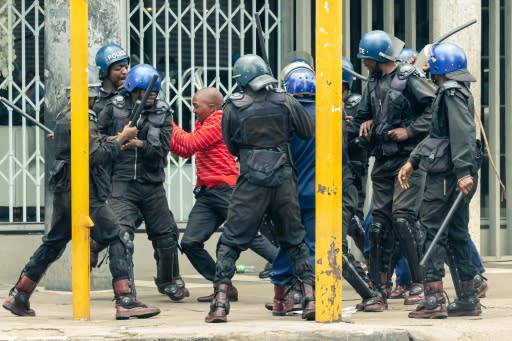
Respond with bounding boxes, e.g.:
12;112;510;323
414;19;477;69
419;191;465;268
254;13;273;77
0;96;53;134
128;73;159;127
342;65;368;82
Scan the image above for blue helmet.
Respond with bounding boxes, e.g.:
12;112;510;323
232;54;270;87
429;42;467;75
398;48;418;63
95;44;130;79
284;67;315;102
342;56;354;89
357;30;394;63
124;64;161;93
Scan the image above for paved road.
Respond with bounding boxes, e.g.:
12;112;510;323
1;263;511;341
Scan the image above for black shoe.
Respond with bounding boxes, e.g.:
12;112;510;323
259;262;272;279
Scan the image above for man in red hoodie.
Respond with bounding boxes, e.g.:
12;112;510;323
171;87;276;302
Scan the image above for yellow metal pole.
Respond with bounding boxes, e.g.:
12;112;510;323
70;0;92;320
315;0;343;322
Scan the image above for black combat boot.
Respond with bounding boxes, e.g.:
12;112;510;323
205;283;230;323
113;279;160;320
447;279;482;317
2;275;37;316
408;281;447;319
154;246;190;301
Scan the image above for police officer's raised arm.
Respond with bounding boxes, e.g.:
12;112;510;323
286;95;314;140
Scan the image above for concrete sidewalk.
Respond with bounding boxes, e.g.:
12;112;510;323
1;262;511;341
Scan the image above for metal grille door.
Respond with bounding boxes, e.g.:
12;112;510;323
127;0;281;221
0;0;45;224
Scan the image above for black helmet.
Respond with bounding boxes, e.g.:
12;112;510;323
232;54;270;87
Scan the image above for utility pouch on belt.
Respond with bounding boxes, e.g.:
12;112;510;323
244;149;291;187
416;137;451;173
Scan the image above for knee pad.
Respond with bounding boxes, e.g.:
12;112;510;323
369;222;385;244
154;236;177;250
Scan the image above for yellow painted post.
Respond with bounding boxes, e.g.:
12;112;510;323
315;0;343;322
70;0;93;320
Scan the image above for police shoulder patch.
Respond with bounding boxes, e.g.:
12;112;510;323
112;94;126;108
397;63;418;80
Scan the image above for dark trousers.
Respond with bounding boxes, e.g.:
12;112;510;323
342;175;359;245
420;173;478;283
214;176;312;287
370;157;425;276
23;191;130;283
270;208;315;286
109;180;178;243
180;185;276;282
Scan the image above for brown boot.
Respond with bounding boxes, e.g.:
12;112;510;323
389;284;409;299
270;285;295;316
474;274;488;299
404;282;424;305
362;292;387;312
2;275;37;316
408;281;447;319
197;285;238;302
205;283;230;323
113;279;160;320
301;282;315;321
264;283;302;312
447;279;482;317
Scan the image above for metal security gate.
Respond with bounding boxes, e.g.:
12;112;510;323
0;0;45;225
127;0;282;221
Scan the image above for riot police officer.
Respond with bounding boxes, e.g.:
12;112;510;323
399;42;482;319
265;62;315;316
2;70;160;320
94;44;130;115
90;44;131;266
353;30;436;311
97;64;189;302
205;54;315;323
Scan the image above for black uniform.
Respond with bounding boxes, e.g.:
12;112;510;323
353;63;435;295
98;92;186;300
344;93;369;252
409;80;480;283
21;107;131;286
215;87;315;288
